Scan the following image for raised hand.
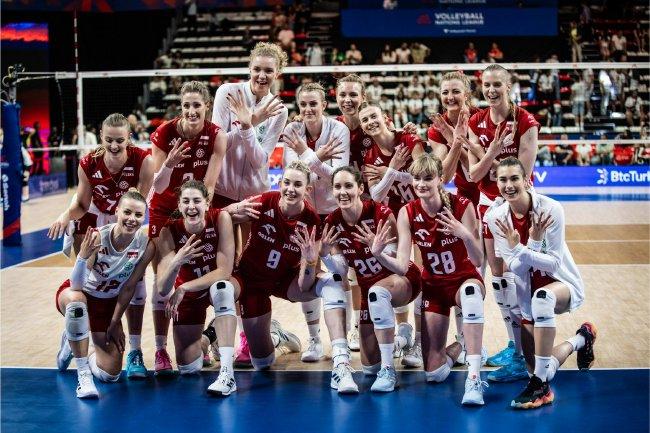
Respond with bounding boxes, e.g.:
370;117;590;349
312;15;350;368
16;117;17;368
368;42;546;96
165;137;191;168
226;195;263;220
430;113;454;143
401;122;418;135
227;90;253;129
495;217;520;249
283;130;309;156
529;211;553;242
353;219;395;256
453;109;469;139
389;144;411;171
319;223;341;257
173;234;204;267
48;211;71;240
435;207;471;240
78;229;102;260
252;95;284;126
363;164;388;183
315;136;345;162
291;226;318;264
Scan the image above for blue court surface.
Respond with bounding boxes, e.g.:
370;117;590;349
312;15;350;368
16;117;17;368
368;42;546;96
2;368;648;433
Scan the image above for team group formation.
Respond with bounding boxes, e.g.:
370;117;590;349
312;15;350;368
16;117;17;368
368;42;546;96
46;42;596;409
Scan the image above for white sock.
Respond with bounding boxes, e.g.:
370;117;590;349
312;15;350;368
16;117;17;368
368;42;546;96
331;338;349;366
76;356;89;372
534;355;553;381
129;335;141;351
466;354;481;379
567;334;585;352
379;343;394;368
219;347;235;371
307;324;320;339
155;335;167;351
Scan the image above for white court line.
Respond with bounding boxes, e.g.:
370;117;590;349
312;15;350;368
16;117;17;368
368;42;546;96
568;239;649;243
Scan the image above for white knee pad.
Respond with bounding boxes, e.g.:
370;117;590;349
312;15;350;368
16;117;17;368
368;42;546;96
88;353;120;383
414;292;422;317
531;289;556;328
65;302;89;342
251;352;275;370
393;304;409;314
129;279;147;306
315;273;346;311
151;279;172;312
178;355;203;375
492;273;517;309
301;298;321;322
425;362;451;383
368;286;395;330
460;283;484;324
362;362;381;376
210;280;236;318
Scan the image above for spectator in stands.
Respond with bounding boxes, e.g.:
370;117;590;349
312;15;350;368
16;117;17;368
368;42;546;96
422;90;439;117
570;21;583;62
149;76;167;107
571;74;587;130
85;125;98;147
551;101;563;127
583;67;594;119
395;43;411;64
27;122;44;175
410;42;430;64
381;44;397;64
599;69;613;115
155;52;172;69
555;134;574;166
330;47;345;65
305;42;324;66
406;75;425;98
134;122;149;141
271;5;287;36
345;43;363;65
366;77;383;103
611;30;627;61
48;126;61;148
487;42;503;62
546;54;560;100
636;126;650;164
379;93;394;117
598;33;610;60
289;41;304;66
464;42;478;63
510;73;521;106
536;142;554;166
393;107;408;130
407;90;424;124
633;23;648;53
625;89;644;126
242;27;255;51
164;102;179;120
185;0;197;33
576;137;592;166
538;71;553;102
277;24;295;50
393;88;408;119
613;139;636;166
170;50;184;68
592;134;614;165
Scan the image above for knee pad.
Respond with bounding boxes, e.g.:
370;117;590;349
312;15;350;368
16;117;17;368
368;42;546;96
178;355;203;375
393;304;409;314
413;292;423;317
368;286;395;330
210;280;236;318
315;273;346;311
362;362;381;376
251;352;275;371
460;283;484;324
301;298;321;322
151;279;172;311
88;353;120;383
531;289;556;328
492;273;517;310
65;302;89;342
129;279;147;306
425;362;451;383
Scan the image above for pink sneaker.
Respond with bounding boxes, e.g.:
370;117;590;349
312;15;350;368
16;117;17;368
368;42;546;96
234;331;252;368
154;348;174;376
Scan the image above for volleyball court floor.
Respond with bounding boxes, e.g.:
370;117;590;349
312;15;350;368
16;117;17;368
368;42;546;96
1;188;649;433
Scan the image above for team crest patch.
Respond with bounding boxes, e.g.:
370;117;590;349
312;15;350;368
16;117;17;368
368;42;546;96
363;137;372;147
204;243;214;253
119;181;130;190
196;148;205;158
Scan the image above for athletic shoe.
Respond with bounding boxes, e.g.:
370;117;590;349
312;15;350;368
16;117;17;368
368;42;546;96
576;322;597;371
486;340;515;367
234;332;252;368
126;349;147;379
402;340;423;368
271;319;301;353
371;366;398;392
393;322;414;358
207;367;237;396
331;363;359;394
154;348;174;376
56;331;73;371
511;375;554;409
301;337;324;362
487;354;529;382
348;327;360;352
76;369;99;399
456;349;467;366
462;375;489;405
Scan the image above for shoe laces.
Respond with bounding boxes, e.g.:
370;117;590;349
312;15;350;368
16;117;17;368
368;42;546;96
335;362;355;377
405;342;422;358
217;367;233;384
348;328;359;340
78;369;93;386
307;337;321;352
468;376;489;392
130;350;144;365
156;350;171;365
377;366;395;379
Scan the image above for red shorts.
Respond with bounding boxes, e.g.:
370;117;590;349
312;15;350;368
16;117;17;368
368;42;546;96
477;204;493;239
148;207;174;238
211;194;237;210
174;288;212;326
55;279;117;333
74;213;98;235
235;269;298;319
421;273;483;316
358;263;422;325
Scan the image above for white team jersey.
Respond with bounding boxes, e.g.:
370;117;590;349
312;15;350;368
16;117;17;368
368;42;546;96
83;224;149;299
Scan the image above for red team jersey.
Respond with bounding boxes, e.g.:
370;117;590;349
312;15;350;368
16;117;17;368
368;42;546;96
613;145;635;165
149;118;220;213
427;107;481;205
468;107;540;201
336;115;375;171
363;131;423;215
80;146;149;214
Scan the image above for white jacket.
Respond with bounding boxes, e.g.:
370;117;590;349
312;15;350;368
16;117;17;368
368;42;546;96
282;117;351;215
486;190;585;320
211;81;288;200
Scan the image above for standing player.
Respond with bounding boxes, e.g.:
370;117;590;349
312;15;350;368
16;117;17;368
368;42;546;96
467;64;539;382
156;180;239;395
48;113;153;379
283;82;350;362
323;166;422;392
486;157;595;409
148;81;227;375
55;190;154;398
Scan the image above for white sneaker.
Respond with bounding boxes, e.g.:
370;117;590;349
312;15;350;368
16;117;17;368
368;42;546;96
348;327;360;352
456;349;467;366
56;331;73;371
331;363;359;394
481;346;488;366
76;369;99;399
301;337;324;362
271;319;301;353
402;341;423;368
207;367;237;396
394;322;414;358
461;375;488;405
371;366;398;392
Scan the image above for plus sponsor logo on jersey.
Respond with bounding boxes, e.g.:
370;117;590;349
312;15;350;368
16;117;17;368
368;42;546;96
441;235;459;247
193;160;208;169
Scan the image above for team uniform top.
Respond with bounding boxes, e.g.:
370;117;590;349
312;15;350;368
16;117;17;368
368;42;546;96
79;146;149;215
149;118;220;213
336;114;375;172
363;131;423;215
405;194;480;283
82;223;149;299
426;107;480;199
468;107;540;201
238;191;321;285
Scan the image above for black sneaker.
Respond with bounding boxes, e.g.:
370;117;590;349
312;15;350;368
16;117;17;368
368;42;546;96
511;375;554;409
576;322;597;371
